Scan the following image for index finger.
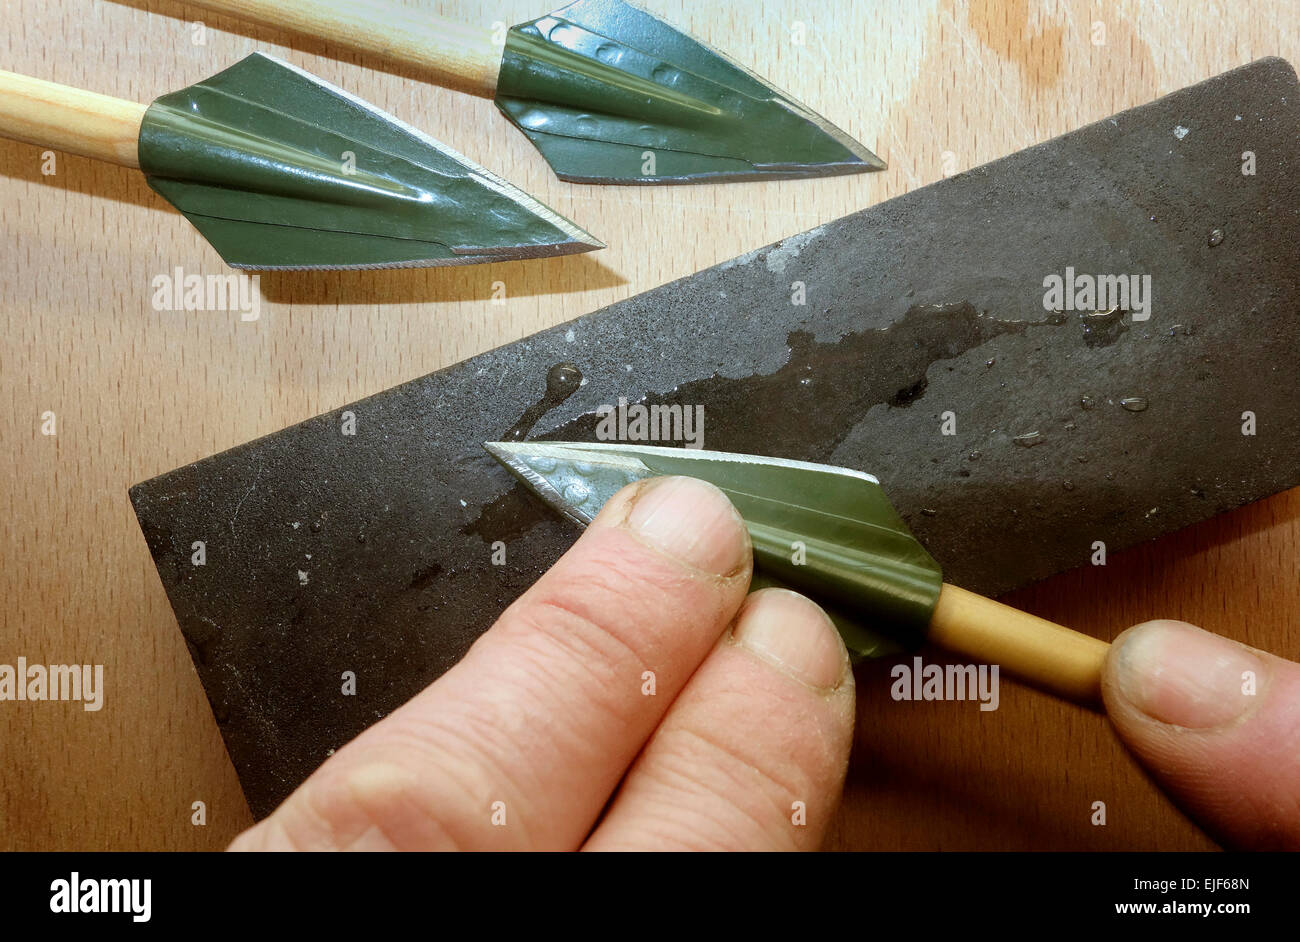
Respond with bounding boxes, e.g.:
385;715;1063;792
230;475;752;851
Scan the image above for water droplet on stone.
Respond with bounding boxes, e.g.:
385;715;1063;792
1013;431;1045;447
1208;228;1224;247
921;508;937;517
1079;306;1128;347
546;361;582;397
506;362;584;440
1080;396;1096;410
1120;397;1149;412
968;451;981;462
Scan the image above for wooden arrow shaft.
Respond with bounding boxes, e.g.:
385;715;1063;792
928;583;1110;706
0;71;146;168
187;0;503;96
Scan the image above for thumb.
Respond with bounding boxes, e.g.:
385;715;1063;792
1102;619;1300;850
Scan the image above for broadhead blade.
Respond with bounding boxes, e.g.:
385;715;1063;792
485;440;942;656
494;0;885;184
138;53;603;269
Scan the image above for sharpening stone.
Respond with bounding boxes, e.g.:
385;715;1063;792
130;59;1300;818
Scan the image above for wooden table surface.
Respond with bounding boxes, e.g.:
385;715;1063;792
2;0;1296;851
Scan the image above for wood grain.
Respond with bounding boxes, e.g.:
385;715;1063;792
0;72;147;168
186;0;505;94
0;0;1295;851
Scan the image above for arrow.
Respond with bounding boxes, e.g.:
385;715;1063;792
181;0;886;183
485;440;1111;705
0;53;602;269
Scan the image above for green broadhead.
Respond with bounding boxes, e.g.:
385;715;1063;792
494;0;886;184
485;440;942;658
138;53;603;269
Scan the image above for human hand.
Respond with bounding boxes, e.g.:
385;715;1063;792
228;472;1298;852
229;476;855;851
1102;619;1300;850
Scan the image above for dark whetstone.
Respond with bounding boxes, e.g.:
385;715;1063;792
130;59;1300;818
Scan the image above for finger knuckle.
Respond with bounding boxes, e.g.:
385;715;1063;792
278;759;468;851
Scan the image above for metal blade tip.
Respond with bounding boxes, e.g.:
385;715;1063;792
483;440;598;526
484;440;586;464
483;441;517;462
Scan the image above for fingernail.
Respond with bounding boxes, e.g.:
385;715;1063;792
1115;620;1262;728
624;476;748;575
732;589;847;691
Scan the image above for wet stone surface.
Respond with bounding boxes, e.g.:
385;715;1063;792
130;59;1300;818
